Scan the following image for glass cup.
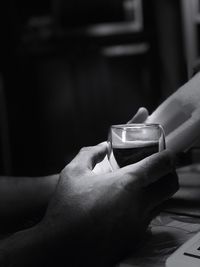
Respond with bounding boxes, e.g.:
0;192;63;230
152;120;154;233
108;123;165;169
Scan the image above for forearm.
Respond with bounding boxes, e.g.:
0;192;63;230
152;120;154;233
0;224;53;267
148;72;200;125
0;221;113;267
0;221;84;267
0;175;59;231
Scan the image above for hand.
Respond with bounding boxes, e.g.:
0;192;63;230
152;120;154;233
128;107;149;124
93;107;150;175
41;142;178;266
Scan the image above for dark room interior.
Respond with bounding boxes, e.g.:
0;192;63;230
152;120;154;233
2;0;187;176
2;1;200;267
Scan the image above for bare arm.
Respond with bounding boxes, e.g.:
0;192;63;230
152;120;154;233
0;174;59;232
129;73;200;153
0;143;178;267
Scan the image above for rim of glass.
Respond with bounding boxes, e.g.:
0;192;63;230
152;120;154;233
111;123;162;129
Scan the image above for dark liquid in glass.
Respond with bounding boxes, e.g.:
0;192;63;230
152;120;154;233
113;141;159;167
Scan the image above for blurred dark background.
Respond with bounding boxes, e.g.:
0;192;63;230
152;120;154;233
1;0;188;176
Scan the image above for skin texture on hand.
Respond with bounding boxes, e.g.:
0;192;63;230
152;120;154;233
0;142;178;267
39;142;178;267
0;107;178;267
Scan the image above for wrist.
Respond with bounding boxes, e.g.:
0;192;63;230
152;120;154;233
45;174;59;196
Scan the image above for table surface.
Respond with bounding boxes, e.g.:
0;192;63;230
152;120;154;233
118;164;200;267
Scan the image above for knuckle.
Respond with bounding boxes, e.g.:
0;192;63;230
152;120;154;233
117;178;127;190
80;146;91;153
79;146;95;157
117;176;131;193
62;164;74;175
80;143;106;155
62;162;84;178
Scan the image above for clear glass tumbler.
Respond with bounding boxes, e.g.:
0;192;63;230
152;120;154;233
109;123;165;169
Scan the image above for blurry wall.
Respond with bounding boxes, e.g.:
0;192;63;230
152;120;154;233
153;0;187;99
2;0;187;176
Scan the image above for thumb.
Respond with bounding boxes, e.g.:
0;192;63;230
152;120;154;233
127;107;149;124
70;142;109;172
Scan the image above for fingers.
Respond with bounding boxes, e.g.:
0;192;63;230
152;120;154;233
70;142;109;172
127;107;149;124
93;157;113;175
115;150;175;189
